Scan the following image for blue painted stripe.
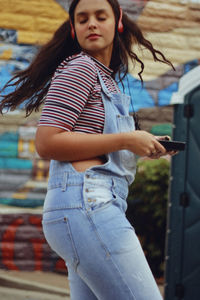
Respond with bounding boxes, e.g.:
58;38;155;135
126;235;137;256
118;74;155;112
0;141;18;157
0;132;19;142
0;158;32;169
0;198;44;208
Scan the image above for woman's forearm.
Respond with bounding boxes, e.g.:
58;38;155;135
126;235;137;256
35;126;167;161
35;126;125;161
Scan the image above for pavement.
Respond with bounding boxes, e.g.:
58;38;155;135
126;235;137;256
0;269;164;299
0;270;70;300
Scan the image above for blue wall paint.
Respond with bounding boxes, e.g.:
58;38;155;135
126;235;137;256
0;28;38;103
118;74;155;112
158;82;178;106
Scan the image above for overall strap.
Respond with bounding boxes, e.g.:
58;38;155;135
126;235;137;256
97;70;111;98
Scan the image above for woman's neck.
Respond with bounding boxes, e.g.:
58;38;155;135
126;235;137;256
85;48;113;68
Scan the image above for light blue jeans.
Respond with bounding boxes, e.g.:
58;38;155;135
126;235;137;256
42;171;162;300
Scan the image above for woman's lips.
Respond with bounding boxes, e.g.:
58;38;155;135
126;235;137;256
87;34;101;40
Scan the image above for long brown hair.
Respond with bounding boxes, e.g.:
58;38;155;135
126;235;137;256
0;0;174;116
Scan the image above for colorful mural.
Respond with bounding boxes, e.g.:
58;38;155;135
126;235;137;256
56;0;148;20
1;0;200;111
0;213;66;272
123;0;200;110
0;0;200;271
0;0;67;104
0;125;49;208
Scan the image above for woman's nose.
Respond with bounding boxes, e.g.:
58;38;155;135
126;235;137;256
88;17;97;29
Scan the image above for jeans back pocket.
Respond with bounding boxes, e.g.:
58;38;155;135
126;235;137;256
42;213;79;270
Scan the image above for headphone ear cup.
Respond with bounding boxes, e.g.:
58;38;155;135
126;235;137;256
118;21;124;33
70;20;75;39
118;8;124;33
71;27;75;39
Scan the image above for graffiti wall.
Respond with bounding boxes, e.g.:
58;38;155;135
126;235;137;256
0;213;66;272
0;0;200;271
0;0;68;271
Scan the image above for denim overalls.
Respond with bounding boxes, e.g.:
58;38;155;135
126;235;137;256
42;70;163;300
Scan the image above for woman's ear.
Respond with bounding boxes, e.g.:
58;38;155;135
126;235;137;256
118;8;124;33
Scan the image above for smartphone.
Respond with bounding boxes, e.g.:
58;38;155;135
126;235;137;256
158;140;186;151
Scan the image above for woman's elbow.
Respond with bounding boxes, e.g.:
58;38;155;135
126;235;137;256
35;139;50;159
35;128;52;159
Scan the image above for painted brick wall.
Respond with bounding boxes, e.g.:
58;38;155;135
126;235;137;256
0;0;61;272
0;0;67;45
0;213;66;272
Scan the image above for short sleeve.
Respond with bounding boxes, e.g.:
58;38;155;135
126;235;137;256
38;56;98;131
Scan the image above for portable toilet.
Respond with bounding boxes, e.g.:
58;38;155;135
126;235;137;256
165;66;200;300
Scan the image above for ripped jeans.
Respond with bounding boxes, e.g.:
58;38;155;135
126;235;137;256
42;171;162;300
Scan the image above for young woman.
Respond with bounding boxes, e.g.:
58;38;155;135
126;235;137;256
0;0;175;299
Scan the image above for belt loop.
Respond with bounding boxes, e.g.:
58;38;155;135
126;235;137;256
112;178;115;188
112;178;117;199
61;171;68;192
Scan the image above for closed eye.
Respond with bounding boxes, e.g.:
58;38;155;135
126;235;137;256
98;17;106;21
79;19;88;24
76;9;108;24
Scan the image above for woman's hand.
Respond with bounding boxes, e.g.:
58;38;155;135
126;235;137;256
155;135;179;158
123;131;167;158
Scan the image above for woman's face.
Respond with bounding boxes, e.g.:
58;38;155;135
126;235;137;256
74;0;116;60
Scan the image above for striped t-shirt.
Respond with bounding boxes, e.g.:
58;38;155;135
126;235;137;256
38;52;120;134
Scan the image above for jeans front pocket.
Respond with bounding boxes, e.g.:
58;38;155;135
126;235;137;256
84;178;116;212
42;212;79;270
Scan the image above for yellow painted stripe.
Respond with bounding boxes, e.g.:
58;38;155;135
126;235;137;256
38;160;44;169
18;139;24;153
18;30;53;45
0;48;12;60
12;192;28;200
35;160;45;181
36;170;44;181
29;140;35;153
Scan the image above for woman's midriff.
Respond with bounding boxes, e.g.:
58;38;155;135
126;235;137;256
72;156;106;172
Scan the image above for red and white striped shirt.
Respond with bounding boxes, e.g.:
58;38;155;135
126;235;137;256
38;52;120;134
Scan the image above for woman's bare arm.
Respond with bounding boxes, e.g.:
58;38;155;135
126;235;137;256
35;126;166;161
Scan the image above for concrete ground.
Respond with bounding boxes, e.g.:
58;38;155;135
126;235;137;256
0;270;164;299
0;270;70;300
